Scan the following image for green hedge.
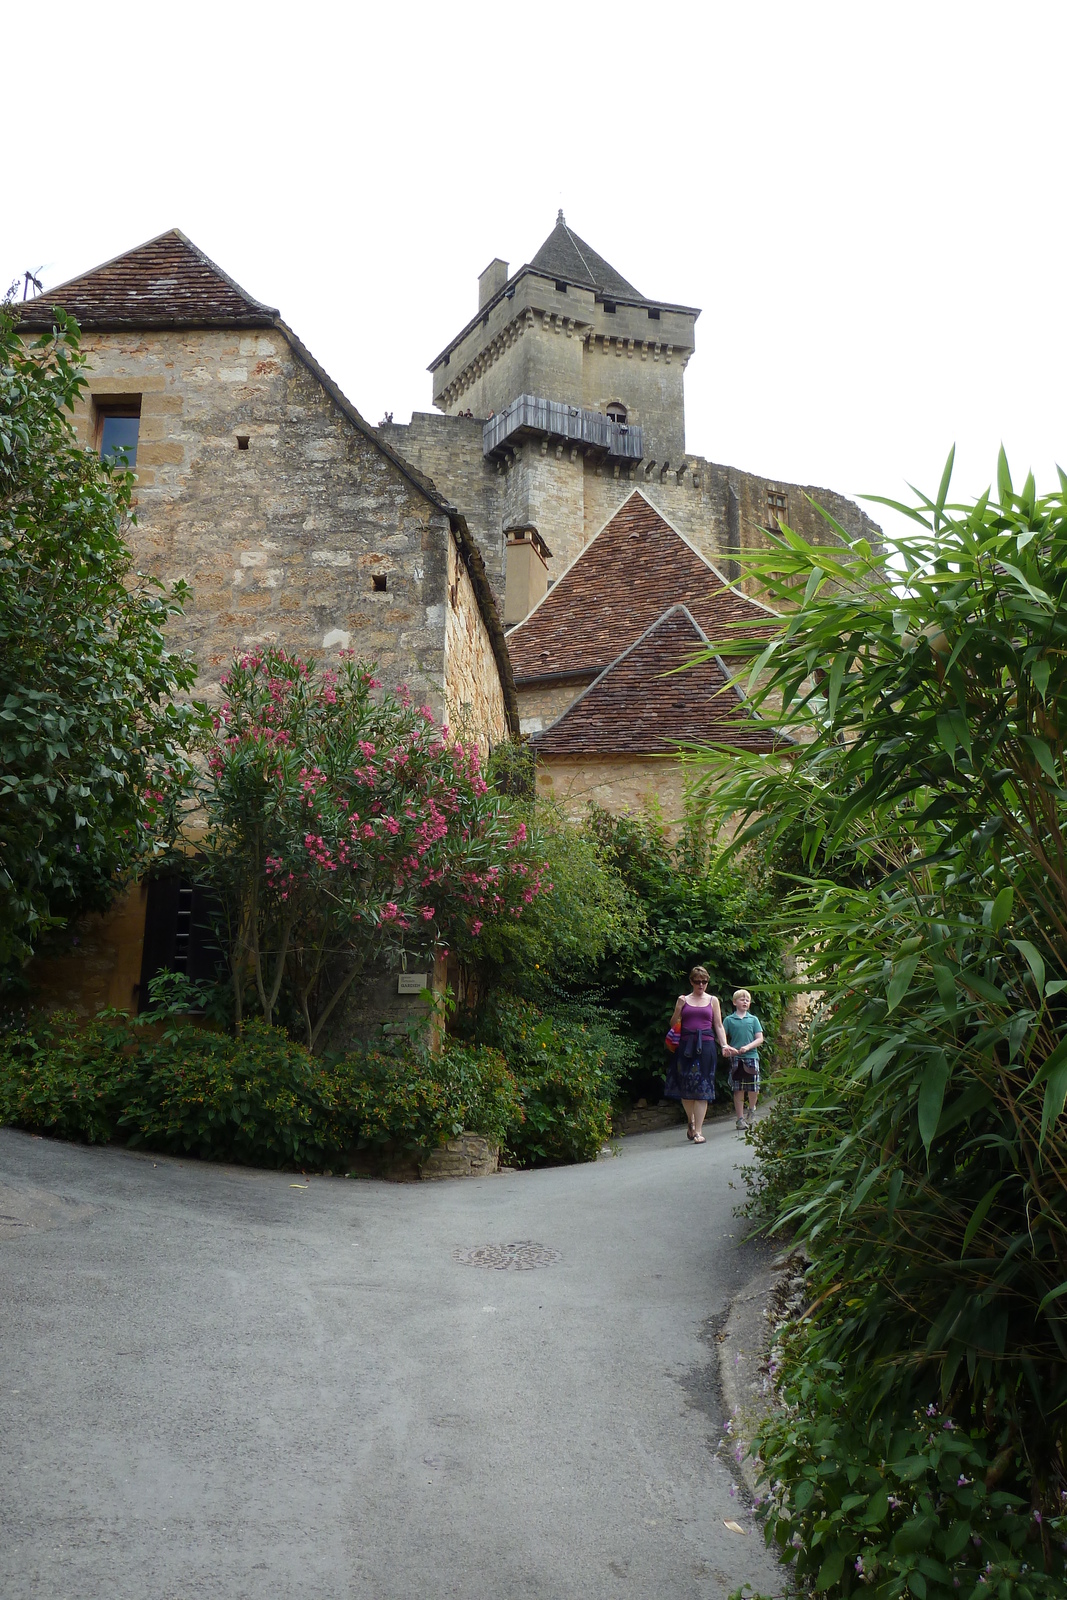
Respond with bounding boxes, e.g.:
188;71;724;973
0;1012;517;1171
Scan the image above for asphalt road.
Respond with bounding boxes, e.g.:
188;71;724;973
0;1116;782;1600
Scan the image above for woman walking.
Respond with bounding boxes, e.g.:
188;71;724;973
665;967;728;1143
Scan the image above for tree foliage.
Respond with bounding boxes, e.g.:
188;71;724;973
0;306;196;970
586;806;784;1092
696;453;1067;1569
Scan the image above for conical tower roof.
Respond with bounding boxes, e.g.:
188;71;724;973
529;211;645;302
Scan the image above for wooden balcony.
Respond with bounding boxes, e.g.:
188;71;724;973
482;395;643;462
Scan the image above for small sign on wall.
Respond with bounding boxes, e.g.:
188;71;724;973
397;973;428;995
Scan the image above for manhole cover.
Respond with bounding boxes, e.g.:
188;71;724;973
452;1240;562;1271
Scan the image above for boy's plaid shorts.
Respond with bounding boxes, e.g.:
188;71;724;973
729;1059;760;1094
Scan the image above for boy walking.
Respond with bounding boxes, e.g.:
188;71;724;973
723;989;764;1131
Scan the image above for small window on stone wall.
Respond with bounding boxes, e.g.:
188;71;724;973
96;396;142;468
603;300;616;314
555;280;568;294
767;489;788;530
647;307;661;321
236;435;250;450
372;573;388;592
606;403;627;426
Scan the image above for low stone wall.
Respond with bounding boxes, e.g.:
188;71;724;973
420;1134;499;1180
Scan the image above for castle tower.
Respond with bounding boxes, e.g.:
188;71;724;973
420;215;698;575
377;216;878;621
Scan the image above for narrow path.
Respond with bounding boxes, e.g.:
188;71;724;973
0;1119;781;1599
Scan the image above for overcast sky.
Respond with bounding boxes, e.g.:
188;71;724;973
5;1;1064;538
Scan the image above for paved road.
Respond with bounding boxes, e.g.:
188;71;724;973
0;1117;781;1599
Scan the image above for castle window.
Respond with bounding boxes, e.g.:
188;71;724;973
372;573;388;592
603;300;616;314
767;489;788;529
482;312;489;327
647;307;661;321
96;397;141;468
606;403;627;426
555;281;568;294
236;435;250;450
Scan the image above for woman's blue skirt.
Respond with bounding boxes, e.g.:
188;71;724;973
664;1030;717;1101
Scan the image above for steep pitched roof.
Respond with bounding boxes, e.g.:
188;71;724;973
529;212;645;303
15;229;279;329
507;491;776;683
530;605;781;756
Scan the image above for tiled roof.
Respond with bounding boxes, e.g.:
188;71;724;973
507;491;775;683
16;229;278;330
529;212;645;303
530;605;781;756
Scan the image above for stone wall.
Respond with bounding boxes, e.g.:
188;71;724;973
27;886;147;1018
383;410;879;607
515;677;594;735
534;753;693;829
71;329;458;714
444;531;509;753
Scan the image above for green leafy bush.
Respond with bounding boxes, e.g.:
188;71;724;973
0;1012;519;1170
0;1011;138;1144
338;1038;520;1155
696;457;1067;1582
123;1019;346;1168
474;995;619;1165
753;1337;1067;1599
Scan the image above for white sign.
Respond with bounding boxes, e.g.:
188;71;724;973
396;973;428;995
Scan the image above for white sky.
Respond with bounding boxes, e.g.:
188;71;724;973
4;1;1065;538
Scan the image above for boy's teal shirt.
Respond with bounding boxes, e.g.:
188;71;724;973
724;1011;764;1061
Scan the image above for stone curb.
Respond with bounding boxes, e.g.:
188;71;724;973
717;1258;781;1499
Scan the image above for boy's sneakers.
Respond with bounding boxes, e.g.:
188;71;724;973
744;1107;755;1127
735;1116;747;1132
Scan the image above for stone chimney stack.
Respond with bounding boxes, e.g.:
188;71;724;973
503;525;551;627
478;258;509;310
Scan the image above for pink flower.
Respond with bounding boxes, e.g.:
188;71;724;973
471;920;483;935
421;906;435;921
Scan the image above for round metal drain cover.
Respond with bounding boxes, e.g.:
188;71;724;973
452;1240;562;1271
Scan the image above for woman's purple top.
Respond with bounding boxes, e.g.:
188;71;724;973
680;1000;715;1034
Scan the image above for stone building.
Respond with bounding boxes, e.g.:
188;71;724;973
508;491;784;821
16;229;517;744
17;230;517;1015
380;212;880;604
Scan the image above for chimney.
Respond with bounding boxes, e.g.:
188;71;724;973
478;258;509;310
503;525;552;627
